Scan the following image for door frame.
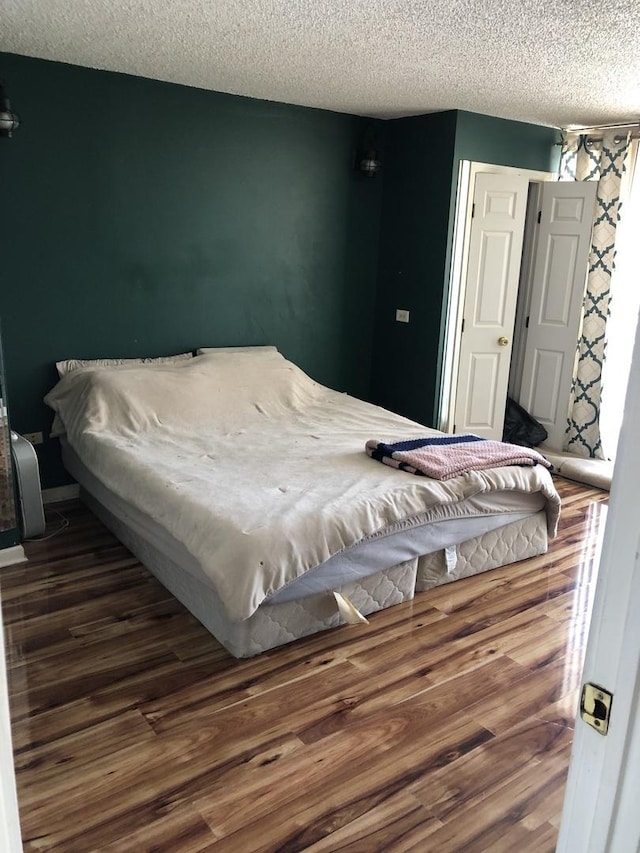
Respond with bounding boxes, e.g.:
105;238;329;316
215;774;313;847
437;161;555;433
0;593;22;852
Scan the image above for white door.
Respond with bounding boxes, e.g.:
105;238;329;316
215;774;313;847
518;181;597;449
453;172;529;438
557;314;640;852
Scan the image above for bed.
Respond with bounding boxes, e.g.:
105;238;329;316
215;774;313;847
45;348;560;657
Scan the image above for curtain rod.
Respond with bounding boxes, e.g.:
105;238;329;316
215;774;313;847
555;132;640;146
563;121;640;133
582;133;639;143
558;125;640;144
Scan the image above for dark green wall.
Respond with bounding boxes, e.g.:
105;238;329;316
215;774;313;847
453;111;560;174
0;54;383;488
0;530;19;549
0;52;562;494
371;111;458;425
371;109;560;427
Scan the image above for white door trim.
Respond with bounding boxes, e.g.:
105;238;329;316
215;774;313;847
438;161;555;432
0;546;26;569
438;159;472;432
0;595;22;852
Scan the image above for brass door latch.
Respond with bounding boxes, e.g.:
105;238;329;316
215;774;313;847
580;683;613;735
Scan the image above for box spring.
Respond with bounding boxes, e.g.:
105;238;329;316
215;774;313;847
81;490;548;658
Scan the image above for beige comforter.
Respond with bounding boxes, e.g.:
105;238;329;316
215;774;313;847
45;350;560;620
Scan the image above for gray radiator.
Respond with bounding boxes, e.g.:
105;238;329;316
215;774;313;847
11;433;45;538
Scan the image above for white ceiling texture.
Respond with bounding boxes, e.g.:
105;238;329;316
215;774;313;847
1;0;639;129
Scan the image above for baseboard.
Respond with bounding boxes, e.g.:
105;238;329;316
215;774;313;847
42;484;80;505
0;545;26;568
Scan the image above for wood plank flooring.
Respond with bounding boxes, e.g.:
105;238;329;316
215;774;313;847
1;478;608;851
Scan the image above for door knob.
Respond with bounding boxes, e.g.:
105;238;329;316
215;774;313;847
497;336;509;346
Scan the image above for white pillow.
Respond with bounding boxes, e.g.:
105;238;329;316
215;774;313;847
45;348;323;440
55;352;193;378
195;346;278;356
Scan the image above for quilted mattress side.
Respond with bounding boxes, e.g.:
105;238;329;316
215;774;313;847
415;510;548;592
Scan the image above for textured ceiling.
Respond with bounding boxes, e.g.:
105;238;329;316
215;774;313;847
1;0;639;128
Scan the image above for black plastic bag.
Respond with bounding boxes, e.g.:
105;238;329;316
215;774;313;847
502;397;548;447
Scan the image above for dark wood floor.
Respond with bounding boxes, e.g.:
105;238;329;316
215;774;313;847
1;478;608;852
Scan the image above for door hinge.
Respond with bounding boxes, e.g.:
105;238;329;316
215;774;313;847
525;315;530;329
461;318;465;333
537;210;542;224
580;683;613;735
471;203;475;219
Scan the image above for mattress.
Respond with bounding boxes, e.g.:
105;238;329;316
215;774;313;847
415;510;548;592
66;443;549;657
62;441;544;603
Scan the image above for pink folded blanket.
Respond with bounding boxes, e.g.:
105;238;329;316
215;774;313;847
365;434;551;481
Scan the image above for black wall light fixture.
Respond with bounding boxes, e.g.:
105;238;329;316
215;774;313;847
0;83;20;138
354;123;381;177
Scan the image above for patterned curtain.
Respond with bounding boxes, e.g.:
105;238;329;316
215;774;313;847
559;132;631;459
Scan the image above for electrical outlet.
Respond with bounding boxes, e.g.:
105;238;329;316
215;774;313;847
395;309;410;323
22;431;44;445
